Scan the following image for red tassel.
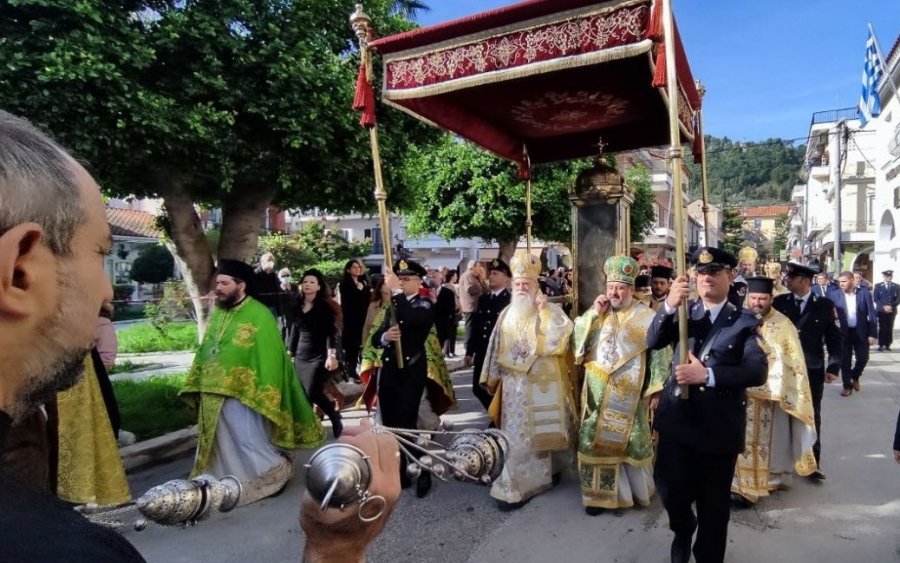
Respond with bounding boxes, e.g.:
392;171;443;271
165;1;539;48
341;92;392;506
647;0;663;40
517;159;531;181
652;42;667;87
352;63;376;128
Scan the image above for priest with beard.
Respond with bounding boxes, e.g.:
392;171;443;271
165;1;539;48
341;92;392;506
731;277;817;507
181;259;325;506
479;250;576;510
573;256;667;515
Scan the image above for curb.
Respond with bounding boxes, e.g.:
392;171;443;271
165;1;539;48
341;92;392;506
121;359;470;474
122;426;197;473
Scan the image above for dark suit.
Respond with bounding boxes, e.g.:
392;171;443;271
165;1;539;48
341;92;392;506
372;293;434;431
773;292;841;465
832;287;877;389
894;409;900;453
647;300;767;563
465;289;510;410
874;281;900;348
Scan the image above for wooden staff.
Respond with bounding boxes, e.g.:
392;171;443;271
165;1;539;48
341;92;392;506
662;0;689;399
351;4;403;368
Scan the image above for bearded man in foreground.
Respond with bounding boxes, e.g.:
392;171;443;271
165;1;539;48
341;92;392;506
573;256;666;515
181;259;325;505
479;250;576;510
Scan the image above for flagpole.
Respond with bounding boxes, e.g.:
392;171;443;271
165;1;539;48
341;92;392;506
868;23;900;105
351;4;403;368
663;0;689;399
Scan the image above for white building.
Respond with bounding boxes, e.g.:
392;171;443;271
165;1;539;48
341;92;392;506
801;108;878;280
619;149;695;265
687;199;722;249
873;37;900;278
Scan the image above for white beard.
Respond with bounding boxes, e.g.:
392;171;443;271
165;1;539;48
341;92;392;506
508;291;537;320
610;295;633;311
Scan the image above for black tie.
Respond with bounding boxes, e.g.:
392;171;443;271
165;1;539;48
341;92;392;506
795;297;803;316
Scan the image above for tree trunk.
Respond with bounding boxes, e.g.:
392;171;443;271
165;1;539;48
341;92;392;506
160;183;215;338
217;188;275;262
498;239;518;263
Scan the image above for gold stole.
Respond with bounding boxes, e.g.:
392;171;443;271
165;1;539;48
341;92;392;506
582;303;653;457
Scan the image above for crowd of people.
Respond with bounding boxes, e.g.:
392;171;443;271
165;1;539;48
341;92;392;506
2;110;900;563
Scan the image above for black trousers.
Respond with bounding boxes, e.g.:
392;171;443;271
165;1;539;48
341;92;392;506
295;359;339;422
807;367;825;465
471;352;493;411
378;369;427;485
877;311;896;347
841;331;869;388
655;437;738;563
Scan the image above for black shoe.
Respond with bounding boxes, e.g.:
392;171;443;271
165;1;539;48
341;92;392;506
585;506;604;516
878;346;884;352
331;414;343;439
496;499;527;512
551;472;561;487
416;472;432;498
730;493;752;509
671;534;692;563
807;470;827;481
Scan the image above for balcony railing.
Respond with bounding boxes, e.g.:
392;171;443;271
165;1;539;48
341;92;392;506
811;107;860;125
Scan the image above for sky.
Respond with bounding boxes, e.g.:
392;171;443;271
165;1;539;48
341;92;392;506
414;0;900;144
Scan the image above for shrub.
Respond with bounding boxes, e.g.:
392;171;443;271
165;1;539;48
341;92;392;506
117;321;198;353
113;284;133;303
130;244;175;284
113;375;195;441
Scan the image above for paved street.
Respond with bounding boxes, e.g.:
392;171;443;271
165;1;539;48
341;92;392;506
126;348;900;563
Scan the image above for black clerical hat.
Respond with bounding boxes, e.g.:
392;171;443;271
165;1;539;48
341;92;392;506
745;276;774;294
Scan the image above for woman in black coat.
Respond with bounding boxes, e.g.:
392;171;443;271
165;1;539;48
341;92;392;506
289;269;343;438
434;270;460;357
337;259;371;379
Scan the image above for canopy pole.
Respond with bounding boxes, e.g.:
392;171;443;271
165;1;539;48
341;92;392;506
524;146;533;253
696;81;711;246
351;4;403;368
663;0;689;399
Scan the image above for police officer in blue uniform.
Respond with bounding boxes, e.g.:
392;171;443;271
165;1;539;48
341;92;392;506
874;270;900;351
465;258;512;411
647;247;768;563
373;258;434;496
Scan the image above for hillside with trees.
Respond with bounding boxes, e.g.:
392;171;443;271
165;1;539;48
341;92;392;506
688;136;806;206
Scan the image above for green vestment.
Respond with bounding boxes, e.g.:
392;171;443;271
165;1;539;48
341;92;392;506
181;297;325;475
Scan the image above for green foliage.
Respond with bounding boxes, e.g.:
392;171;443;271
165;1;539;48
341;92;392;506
772;213;789;258
258;222;370;278
625;164;655;243
721;208;745;256
130;244;175;284
113;303;147;321
688;136;805;206
113;375;195;441
113;284;133;303
401;135;578;246
117;321;198;353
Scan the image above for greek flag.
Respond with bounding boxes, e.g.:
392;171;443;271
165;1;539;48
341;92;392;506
859;29;883;126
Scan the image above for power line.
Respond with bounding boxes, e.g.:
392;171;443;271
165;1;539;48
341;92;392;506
701;130;875;156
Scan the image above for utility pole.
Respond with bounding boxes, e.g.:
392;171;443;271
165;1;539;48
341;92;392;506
832;121;844;276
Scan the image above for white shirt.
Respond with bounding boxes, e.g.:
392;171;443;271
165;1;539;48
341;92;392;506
792;291;812;315
843;291;857;328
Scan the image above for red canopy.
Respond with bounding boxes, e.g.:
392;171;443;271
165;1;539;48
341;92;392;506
370;0;701;170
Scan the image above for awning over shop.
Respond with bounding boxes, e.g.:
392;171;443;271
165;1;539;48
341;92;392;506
370;0;701;170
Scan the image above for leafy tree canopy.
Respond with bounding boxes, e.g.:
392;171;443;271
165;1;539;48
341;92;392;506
258;222;371;282
400;135;581;250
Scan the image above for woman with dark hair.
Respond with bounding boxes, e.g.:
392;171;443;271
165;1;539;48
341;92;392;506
337;259;371;379
289;269;342;438
434;270;460;357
